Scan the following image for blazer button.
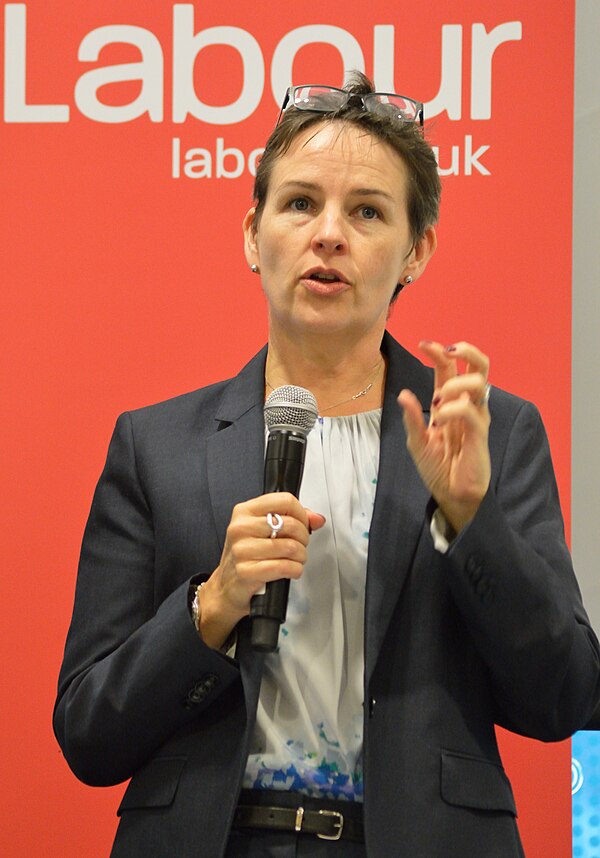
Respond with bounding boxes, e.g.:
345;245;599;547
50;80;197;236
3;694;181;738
476;578;494;605
185;673;219;707
466;555;483;583
368;698;377;717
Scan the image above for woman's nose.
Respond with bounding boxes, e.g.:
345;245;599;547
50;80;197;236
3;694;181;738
310;209;348;254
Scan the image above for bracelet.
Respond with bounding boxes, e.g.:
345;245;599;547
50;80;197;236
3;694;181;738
191;582;237;655
191;582;205;633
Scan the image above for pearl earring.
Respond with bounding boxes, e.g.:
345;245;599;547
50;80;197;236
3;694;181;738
404;275;413;285
250;264;259;274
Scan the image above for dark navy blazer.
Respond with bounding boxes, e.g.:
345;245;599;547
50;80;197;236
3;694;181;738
54;332;600;857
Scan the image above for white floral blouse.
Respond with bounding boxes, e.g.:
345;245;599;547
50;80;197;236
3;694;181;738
243;409;382;802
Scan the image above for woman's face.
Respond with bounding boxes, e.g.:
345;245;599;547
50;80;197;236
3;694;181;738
243;122;436;344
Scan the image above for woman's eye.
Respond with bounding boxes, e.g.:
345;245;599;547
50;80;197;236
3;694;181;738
359;205;379;220
290;198;310;212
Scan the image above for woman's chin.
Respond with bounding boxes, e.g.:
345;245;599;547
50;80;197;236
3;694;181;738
273;312;376;343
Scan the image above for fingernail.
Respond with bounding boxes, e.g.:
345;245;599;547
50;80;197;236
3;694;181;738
431;420;438;427
445;345;457;352
432;396;441;407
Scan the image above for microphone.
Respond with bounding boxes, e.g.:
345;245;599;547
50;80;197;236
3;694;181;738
250;385;318;652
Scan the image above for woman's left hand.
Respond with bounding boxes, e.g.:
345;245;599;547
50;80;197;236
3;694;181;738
397;340;491;534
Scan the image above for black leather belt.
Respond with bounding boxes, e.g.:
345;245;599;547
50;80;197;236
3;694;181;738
233;791;364;843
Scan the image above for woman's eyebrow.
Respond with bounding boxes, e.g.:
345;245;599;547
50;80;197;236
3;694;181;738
277;180;321;192
350;187;395;201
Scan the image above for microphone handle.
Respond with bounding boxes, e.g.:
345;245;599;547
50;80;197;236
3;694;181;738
250;430;307;652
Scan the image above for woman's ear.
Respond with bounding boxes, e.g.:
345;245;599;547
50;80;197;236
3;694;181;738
242;207;259;269
402;226;437;284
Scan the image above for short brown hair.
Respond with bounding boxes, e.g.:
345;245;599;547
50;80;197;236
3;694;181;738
252;71;441;250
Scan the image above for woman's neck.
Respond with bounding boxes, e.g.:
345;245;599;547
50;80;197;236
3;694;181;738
265;329;387;417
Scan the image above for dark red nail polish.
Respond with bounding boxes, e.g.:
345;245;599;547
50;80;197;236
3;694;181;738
445;345;457;352
432;396;441;407
431;420;438;428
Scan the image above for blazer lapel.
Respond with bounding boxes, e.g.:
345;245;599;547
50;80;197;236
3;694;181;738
206;347;267;552
365;333;434;682
205;346;269;712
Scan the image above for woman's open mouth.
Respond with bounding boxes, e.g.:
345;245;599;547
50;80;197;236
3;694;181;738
301;269;351;294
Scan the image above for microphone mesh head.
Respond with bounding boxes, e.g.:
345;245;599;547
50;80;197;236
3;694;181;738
264;385;318;434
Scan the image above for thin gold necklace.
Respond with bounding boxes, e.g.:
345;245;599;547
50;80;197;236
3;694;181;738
265;358;384;415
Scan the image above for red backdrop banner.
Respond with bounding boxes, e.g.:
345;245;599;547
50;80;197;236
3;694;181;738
1;2;574;855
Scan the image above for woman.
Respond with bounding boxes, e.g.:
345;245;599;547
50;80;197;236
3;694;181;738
54;74;600;857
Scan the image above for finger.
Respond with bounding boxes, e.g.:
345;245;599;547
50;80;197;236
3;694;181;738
263;510;327;539
417;340;458;393
431;392;468;459
234;534;308;565
397;388;429;455
306;510;327;533
435;374;490;408
241;492;312;527
227;509;311;548
240;557;307;584
227;555;307;594
433;394;491;433
443;341;490;380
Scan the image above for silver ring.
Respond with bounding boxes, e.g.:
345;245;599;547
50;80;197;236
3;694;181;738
266;512;284;538
479;383;491;407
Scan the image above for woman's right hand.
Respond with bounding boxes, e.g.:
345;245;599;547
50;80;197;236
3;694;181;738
197;493;326;649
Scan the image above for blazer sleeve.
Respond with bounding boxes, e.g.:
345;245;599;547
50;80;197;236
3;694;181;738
53;412;241;787
442;398;600;741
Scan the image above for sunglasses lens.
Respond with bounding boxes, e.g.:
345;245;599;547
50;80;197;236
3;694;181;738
291;86;347;112
364;94;421;122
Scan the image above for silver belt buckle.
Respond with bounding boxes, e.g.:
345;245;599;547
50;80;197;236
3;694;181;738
317;809;344;841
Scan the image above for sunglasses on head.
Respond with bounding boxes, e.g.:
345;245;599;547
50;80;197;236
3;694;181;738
277;85;424;127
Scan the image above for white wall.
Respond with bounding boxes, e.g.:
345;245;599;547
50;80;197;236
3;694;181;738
572;0;600;632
